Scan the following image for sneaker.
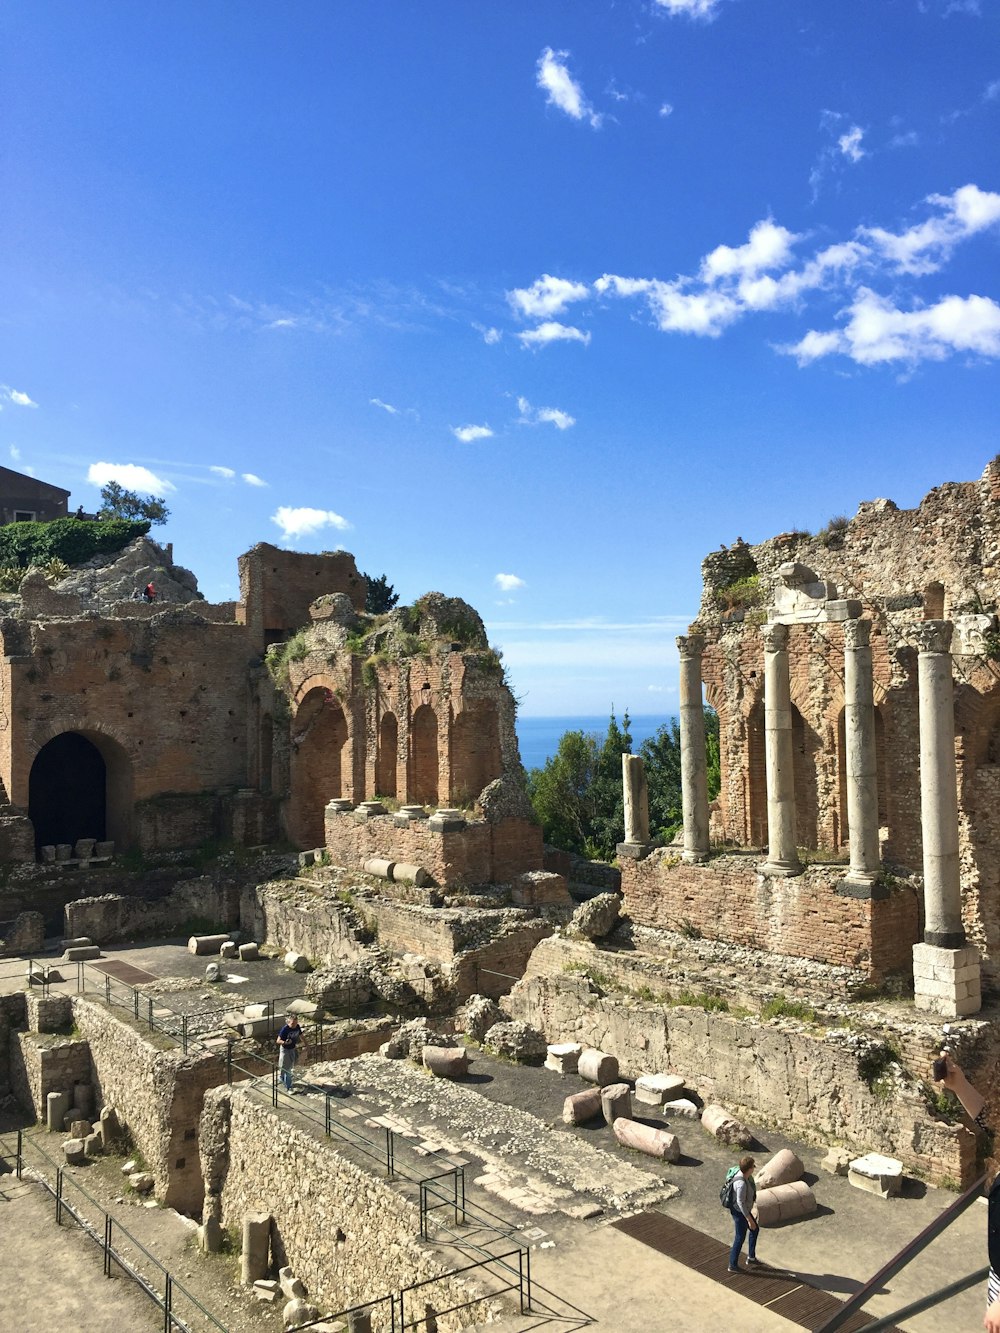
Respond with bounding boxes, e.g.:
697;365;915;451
727;1266;740;1274
746;1258;761;1267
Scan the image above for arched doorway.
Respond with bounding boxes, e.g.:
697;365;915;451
375;712;398;799
791;704;820;849
450;701;501;804
29;732;132;856
289;688;348;847
745;700;767;847
409;704;439;806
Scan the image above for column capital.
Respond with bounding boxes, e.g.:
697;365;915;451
676;631;706;659
761;622;789;653
912;620;953;655
843;618;871;651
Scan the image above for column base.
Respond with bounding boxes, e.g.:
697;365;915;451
836;872;888;901
912;942;981;1018
757;859;803;878
617;841;653;862
681;849;709;865
924;929;967;949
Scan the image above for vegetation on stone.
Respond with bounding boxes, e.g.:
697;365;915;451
98;480;170;525
0;516;150;570
362;571;398;614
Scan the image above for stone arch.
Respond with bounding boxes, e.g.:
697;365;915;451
409;704;439;806
375;712;398;799
745;698;767;847
288;686;348;848
449;699;502;804
28;729;134;856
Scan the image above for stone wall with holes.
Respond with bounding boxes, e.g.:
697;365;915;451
509;938;976;1186
622;852;919;980
70;996;231;1213
64;875;243;943
240;880;366;963
200;1083;496;1325
9;1030;92;1121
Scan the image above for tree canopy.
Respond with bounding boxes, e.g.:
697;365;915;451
362;571;399;614
99;481;170;526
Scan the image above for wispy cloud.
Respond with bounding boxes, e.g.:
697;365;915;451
837;125;866;162
508;275;590;319
209;465;236;479
242;472;268;487
536;48;602;129
9;445;20;462
369;397;400;415
452;423;494;443
495;573;526;593
517;396;576;430
810;111;869;199
517;321;591;348
0;386;38;409
859;183;1000;274
659;102;674;118
479;325;503;345
653;0;723;19
87;462;176;494
271;506;351;542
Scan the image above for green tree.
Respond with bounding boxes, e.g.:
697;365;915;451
639;706;721;842
526;709;632;860
363;571;399;614
99;481;170;525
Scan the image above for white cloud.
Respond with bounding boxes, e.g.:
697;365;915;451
517;321;591;348
0;386;38;408
242;472;268;487
452;423;494;443
700;220;799;283
783;289;1000;367
517;397;576;430
508;274;590;319
837;125;866;162
271;506;351;542
653;0;722;18
495;573;526;593
87;462;176;494
209;465;236;479
9;445;20;462
986;80;1000;101
659;102;674;118
481;326;502;344
889;129;920;149
369;397;400;415
536;48;602;129
861;183;1000;274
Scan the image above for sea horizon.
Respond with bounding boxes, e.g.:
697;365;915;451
515;713;676;772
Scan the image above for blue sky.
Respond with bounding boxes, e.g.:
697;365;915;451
1;1;998;716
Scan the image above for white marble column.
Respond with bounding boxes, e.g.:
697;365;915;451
842;618;880;886
676;633;710;863
621;754;650;847
759;622;802;876
911;619;980;1017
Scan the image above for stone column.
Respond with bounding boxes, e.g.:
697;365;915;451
759;622;802;876
911;620;980;1017
842;618;880;887
618;755;651;861
676;633;710;863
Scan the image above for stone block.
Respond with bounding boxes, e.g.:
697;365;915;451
219;941;238;959
46;1090;71;1133
362;857;394;879
284;952;313;973
279;1266;307;1300
613;1117;680;1162
284;1299;320;1329
511;870;571;907
298;850;316;867
73;1083;94;1116
94;841;114;858
83;1132;103;1157
545;1042;582;1074
241;1212;272;1285
253;1280;280;1303
99;1106;122;1146
64;945;100;961
662;1098;701;1121
70;1118;92;1140
205;962;222;983
634;1073;686;1106
238;942;260;961
55;844;72;861
422;1045;471;1078
755;1181;817;1224
188;933;230;955
287;998;320;1018
391;861;431;887
562;1088;604;1125
243;1003;269;1020
601;1082;632;1125
755;1148;804;1191
62;936;93;951
848;1153;903;1198
426;808;467;832
41;845;56;863
822;1148;852;1176
128;1172;154;1194
74;838;96;860
63;1138;86;1165
578;1048;619;1086
701;1103;752;1147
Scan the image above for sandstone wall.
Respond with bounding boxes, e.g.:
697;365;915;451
241;882;364;962
201;1084;493;1325
10;1031;91;1119
65;874;241;943
622;853;919;979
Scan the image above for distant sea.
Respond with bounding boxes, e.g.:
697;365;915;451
515;715;675;772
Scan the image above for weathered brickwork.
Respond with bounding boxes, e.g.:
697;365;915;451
623;853;919;978
10;1030;91;1119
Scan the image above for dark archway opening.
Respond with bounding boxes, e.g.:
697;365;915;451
29;733;106;856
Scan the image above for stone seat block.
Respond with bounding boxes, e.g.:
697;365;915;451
701;1103;752;1147
238;942;260;961
284;952;312;973
600;1082;632;1125
422;1045;471;1078
63;1138;85;1165
662;1098;700;1121
64;945;100;961
188;934;230;955
562;1088;604;1125
755;1180;817;1224
578;1048;619;1086
755;1148;804;1190
613;1117;680;1162
634;1073;686;1106
848;1153;903;1198
545;1042;583;1074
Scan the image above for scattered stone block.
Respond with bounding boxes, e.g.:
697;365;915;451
545;1042;583;1074
74;838;96;860
601;1082;632;1125
298;849;316;867
100;1106;122;1147
700;1103;752;1147
70;1118;92;1140
46;1090;71;1133
578;1048;619;1086
241;1212;272;1284
74;1083;95;1116
755;1180;817;1224
62;936;93;951
64;945;100;961
662;1098;701;1121
55;843;72;862
483;1020;547;1062
238;942;260;961
205;962;222;983
569;893;621;941
188;934;231;955
458;995;502;1043
287;998;320;1018
613;1117;680;1162
362;857;394;878
279;1266;307;1299
848;1153;903;1198
63;1138;85;1165
283;1298;320;1329
426;808;466;832
94;841;114;858
423;1045;471;1078
241;1016;282;1039
219;941;238;959
84;1132;103;1157
128;1172;154;1194
562;1088;604;1125
243;1002;270;1020
41;844;56;863
284;952;313;973
253;1280;280;1303
634;1073;686;1106
391;861;431;887
121;1158;137;1175
756;1148;804;1191
822;1147;852;1176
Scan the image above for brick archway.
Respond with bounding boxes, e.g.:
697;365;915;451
408;704;438;806
28;729;134;856
288;687;348;847
449;700;501;804
375;712;398;799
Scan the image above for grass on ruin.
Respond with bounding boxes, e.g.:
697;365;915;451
760;996;820;1025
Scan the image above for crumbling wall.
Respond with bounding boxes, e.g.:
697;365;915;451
240;881;366;962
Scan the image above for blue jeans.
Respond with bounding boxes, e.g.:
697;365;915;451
729;1210;758;1267
278;1050;296;1090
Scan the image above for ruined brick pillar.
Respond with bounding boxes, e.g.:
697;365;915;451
676;633;709;863
912;620;981;1017
842;618;880;887
759;622;802;877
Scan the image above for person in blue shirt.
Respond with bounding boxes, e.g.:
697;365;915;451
727;1155;760;1273
276;1014;304;1093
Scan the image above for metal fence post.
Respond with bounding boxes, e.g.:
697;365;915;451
133;986;140;1019
77;959;83;993
148;995;154;1031
16;1128;22;1180
163;1272;172;1333
104;1214;112;1277
272;1064;278;1108
325;1093;331;1138
226;1040;232;1084
105;974;111;1004
181;1015;188;1055
56;1167;63;1225
526;1246;532;1312
386;1127;395;1178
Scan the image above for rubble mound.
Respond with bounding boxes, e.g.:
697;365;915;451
457;994;503;1043
568;892;622;941
54;536;202;606
483;1020;547;1063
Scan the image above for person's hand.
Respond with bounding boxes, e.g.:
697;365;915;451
749;1219;759;1230
984;1295;1000;1331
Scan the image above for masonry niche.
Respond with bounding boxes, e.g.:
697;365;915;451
289;687;348;848
28;731;133;856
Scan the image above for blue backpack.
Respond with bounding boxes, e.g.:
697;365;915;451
720;1167;739;1209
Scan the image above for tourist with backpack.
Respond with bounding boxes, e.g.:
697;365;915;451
723;1155;760;1273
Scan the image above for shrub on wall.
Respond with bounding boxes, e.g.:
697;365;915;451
0;517;150;569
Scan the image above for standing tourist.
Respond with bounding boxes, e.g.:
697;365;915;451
727;1155;760;1273
276;1013;304;1093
